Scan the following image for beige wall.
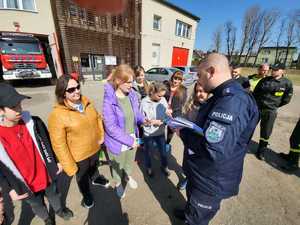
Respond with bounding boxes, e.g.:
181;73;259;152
0;0;55;36
257;49;297;66
141;0;198;70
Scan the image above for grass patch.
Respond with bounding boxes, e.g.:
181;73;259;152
240;67;300;86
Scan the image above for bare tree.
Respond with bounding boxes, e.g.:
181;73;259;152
253;9;279;66
295;9;300;43
274;18;286;63
212;26;223;53
283;12;298;66
238;5;260;63
243;6;263;65
224;21;237;62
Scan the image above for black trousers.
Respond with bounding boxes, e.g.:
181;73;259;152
25;182;63;221
166;127;174;144
259;109;277;148
289;118;300;165
76;152;100;199
184;184;221;225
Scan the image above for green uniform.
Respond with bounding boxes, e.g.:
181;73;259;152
253;75;293;158
288;118;300;166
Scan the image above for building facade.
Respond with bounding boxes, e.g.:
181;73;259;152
140;0;199;70
257;47;297;67
51;0;141;80
0;0;55;35
0;0;59;78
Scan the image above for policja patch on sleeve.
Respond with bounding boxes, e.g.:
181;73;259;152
205;121;226;143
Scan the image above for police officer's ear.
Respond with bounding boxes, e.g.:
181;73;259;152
207;66;215;78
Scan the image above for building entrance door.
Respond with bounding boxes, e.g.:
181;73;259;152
152;43;160;67
80;54;105;80
171;47;189;66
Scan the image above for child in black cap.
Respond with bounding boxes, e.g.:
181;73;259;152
0;83;73;225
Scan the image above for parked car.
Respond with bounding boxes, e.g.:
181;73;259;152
174;66;198;82
145;67;194;86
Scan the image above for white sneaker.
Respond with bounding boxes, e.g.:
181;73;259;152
127;176;138;189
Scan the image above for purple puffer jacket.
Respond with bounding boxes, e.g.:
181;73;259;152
102;83;145;155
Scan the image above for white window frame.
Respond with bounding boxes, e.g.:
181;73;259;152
153;14;161;31
175;20;191;39
0;0;37;12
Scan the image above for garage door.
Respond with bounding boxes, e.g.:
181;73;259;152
172;47;189;66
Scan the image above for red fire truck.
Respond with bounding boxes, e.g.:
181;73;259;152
0;32;52;80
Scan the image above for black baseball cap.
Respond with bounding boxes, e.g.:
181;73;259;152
271;63;285;70
0;83;31;108
230;63;241;69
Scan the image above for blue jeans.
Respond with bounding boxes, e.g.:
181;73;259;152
143;135;168;169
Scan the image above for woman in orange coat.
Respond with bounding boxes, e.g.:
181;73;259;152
48;74;109;209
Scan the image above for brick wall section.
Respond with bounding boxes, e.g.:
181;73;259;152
51;0;141;76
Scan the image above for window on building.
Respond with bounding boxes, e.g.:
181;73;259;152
175;20;191;38
153;15;161;31
7;0;18;8
22;0;34;10
0;0;35;11
264;50;271;54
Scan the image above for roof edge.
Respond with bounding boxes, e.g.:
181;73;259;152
261;46;297;49
154;0;200;22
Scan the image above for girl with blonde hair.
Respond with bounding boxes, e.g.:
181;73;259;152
102;64;148;198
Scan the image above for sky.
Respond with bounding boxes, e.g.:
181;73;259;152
168;0;299;52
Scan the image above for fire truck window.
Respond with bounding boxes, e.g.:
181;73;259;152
1;41;41;54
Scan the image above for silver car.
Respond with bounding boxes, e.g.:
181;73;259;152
145;67;194;86
175;66;198;82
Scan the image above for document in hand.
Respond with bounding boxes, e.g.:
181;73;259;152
165;117;204;135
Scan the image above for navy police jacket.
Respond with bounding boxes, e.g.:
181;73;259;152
180;79;259;199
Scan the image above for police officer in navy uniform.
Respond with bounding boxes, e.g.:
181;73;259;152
253;63;293;160
174;53;259;225
279;118;300;171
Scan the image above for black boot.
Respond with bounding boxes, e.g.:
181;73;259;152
255;147;266;160
256;140;268;161
44;217;55;225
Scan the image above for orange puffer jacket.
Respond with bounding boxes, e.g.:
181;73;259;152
48;96;104;176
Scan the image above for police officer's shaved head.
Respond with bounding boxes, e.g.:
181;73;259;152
197;53;232;93
258;63;269;77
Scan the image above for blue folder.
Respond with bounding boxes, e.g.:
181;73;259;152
164;117;204;136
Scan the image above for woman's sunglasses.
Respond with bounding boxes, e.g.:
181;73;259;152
173;76;183;81
66;84;80;93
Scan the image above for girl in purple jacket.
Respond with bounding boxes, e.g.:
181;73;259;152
102;64;147;198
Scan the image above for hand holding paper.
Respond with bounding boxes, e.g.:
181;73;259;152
164;117;204;136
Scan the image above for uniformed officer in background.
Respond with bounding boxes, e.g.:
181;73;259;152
174;53;259;225
231;64;250;90
253;63;293;160
279;118;300;171
248;63;270;92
